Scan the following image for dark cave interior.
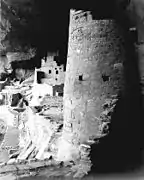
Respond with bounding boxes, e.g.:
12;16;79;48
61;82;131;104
2;0;135;69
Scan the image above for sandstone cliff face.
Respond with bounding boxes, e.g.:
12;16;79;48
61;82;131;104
0;1;11;55
0;0;37;81
0;1;11;76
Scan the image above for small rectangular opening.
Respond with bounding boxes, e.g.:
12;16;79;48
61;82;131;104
79;75;83;81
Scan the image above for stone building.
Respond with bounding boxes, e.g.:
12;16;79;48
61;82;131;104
39;55;65;96
40;55;65;86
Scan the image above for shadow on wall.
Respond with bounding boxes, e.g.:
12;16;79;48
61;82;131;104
90;23;144;175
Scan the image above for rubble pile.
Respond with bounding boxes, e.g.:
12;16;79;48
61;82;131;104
17;106;63;161
0;77;64;165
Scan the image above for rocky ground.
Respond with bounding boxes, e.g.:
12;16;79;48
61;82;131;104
0;165;144;180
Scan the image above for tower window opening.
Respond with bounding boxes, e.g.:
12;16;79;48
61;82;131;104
102;74;110;82
79;75;83;81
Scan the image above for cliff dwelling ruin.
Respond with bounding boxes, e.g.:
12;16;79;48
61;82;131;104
0;0;144;179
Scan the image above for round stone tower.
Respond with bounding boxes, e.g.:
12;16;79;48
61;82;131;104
57;9;126;177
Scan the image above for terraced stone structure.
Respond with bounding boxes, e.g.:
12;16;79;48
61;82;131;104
58;9;126;176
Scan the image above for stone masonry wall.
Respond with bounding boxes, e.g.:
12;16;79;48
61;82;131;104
40;56;65;86
62;10;126;149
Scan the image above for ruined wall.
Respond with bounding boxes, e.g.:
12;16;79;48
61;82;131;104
40;56;65;86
